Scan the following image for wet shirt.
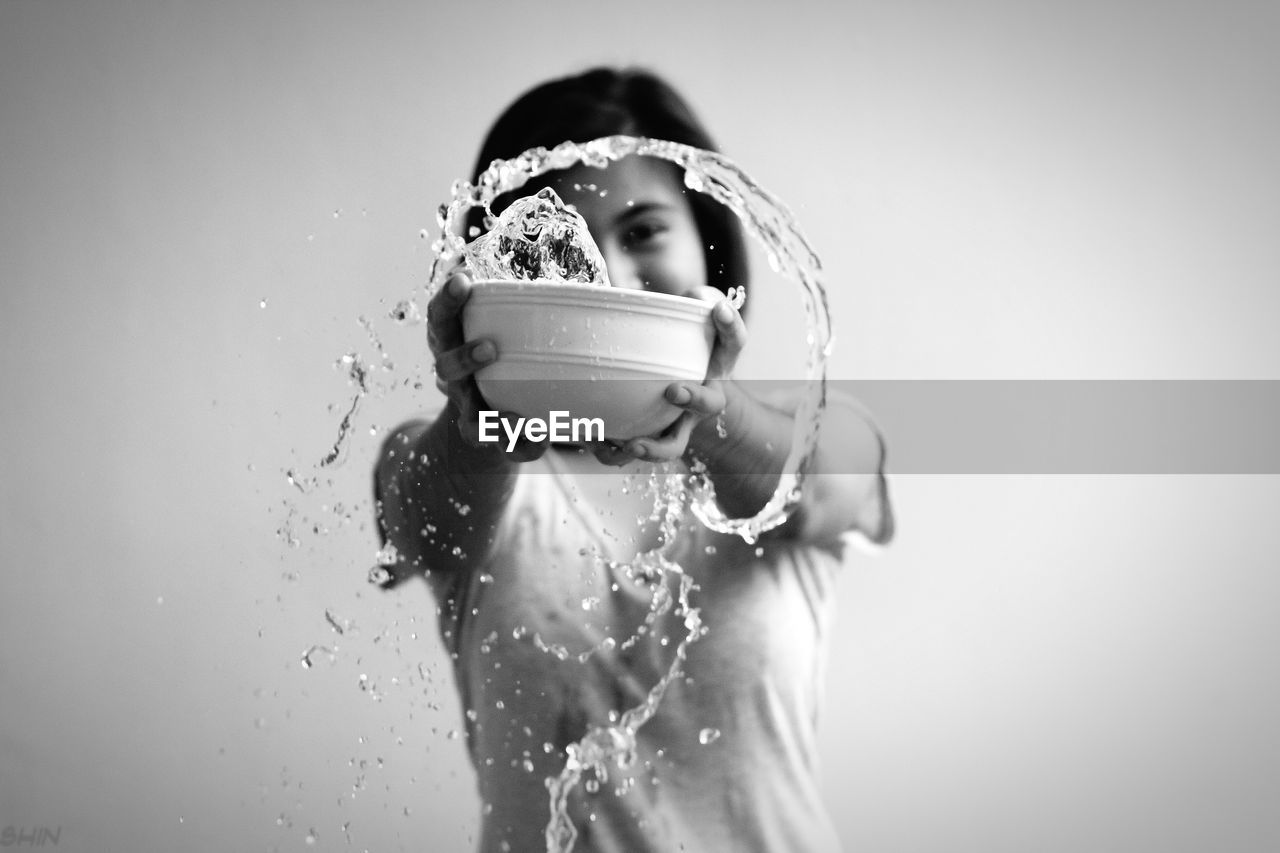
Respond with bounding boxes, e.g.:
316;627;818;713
382;436;847;852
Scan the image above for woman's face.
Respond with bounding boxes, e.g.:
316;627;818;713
539;156;708;298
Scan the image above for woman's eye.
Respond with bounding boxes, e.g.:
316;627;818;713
623;220;668;248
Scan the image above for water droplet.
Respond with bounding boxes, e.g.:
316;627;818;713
389;299;421;324
698;727;721;745
259;298;268;309
300;644;335;669
324;609;348;635
375;543;399;567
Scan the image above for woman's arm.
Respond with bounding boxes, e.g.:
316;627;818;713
614;289;892;545
683;384;893;544
373;405;520;583
373;272;549;584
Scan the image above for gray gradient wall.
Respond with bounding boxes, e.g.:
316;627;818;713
2;1;1277;851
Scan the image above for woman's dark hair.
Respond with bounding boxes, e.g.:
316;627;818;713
465;67;749;297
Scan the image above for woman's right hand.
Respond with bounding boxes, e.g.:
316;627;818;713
427;271;548;463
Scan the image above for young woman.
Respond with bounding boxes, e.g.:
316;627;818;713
375;67;892;852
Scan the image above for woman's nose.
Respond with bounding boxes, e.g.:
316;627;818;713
602;246;643;290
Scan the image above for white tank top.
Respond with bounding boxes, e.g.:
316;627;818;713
425;449;846;852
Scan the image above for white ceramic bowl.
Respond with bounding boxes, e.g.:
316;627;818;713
461;280;715;440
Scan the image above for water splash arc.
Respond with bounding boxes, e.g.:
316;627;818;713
430;135;831;541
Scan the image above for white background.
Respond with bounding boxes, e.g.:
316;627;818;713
2;1;1278;851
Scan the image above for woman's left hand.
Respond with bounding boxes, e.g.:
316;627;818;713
598;288;745;464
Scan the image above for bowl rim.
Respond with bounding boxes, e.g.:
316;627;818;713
466;278;716;315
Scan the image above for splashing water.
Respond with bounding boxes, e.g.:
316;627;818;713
419;136;832;852
543;470;705;853
463;187;611;286
300;644;336;669
429;135;829;543
726;284;747;311
318;352;370;469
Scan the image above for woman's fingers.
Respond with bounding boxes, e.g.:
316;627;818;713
434;339;496;382
692;288;746;380
426;272;473;356
707;297;747;380
624;412;697;462
615;378;729;462
664;381;726;418
589;441;635;467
